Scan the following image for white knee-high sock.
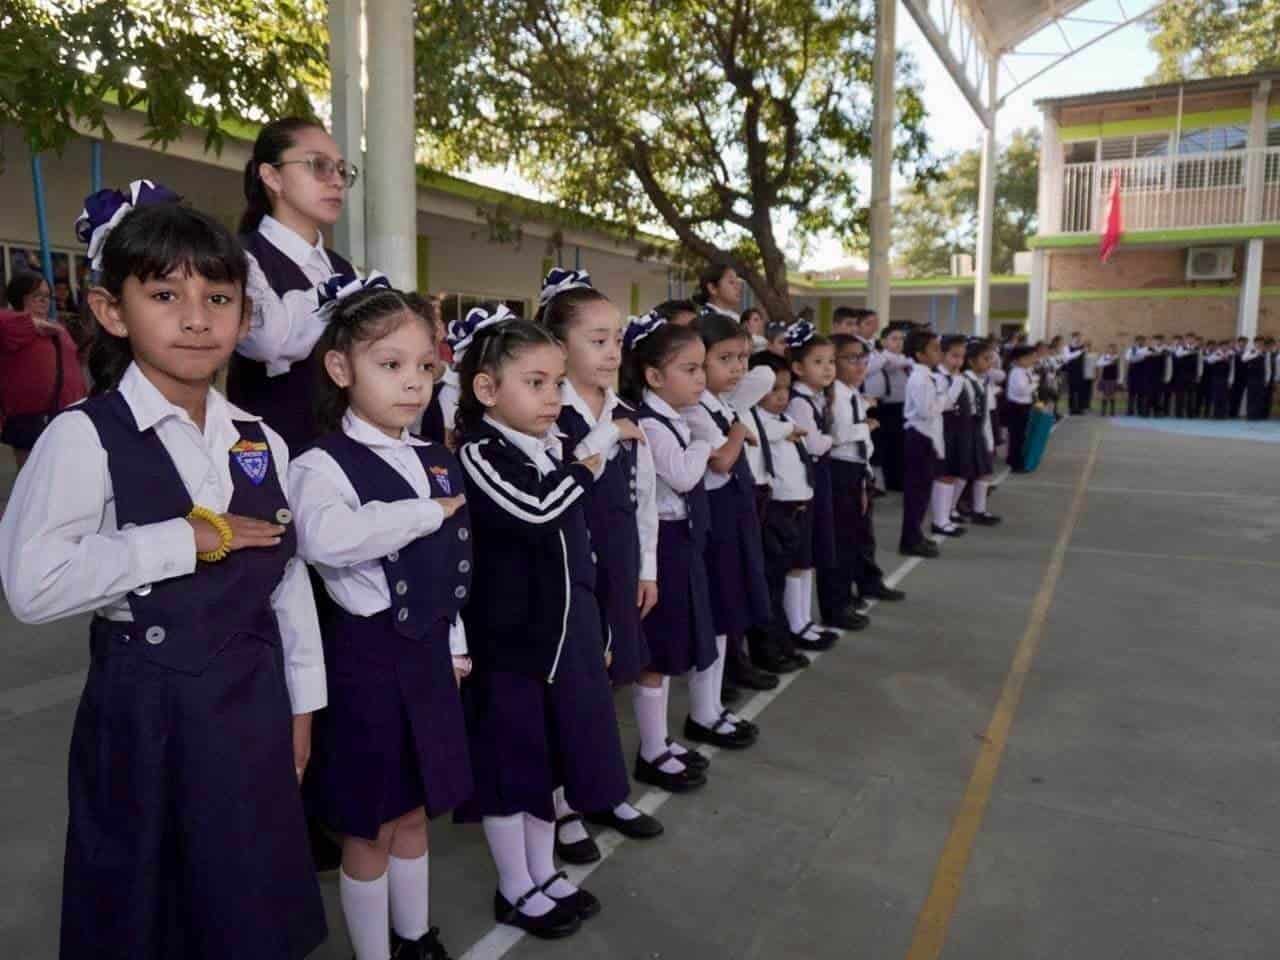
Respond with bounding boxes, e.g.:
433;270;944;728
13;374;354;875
388;852;430;942
950;480;966;516
482;814;554;917
633;683;684;773
930;482;953;530
552;786;589;843
688;657;721;728
973;480;990;514
340;870;391;960
784;573;809;633
524;814;576;897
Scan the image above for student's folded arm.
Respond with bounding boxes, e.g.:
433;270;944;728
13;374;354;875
460;439;593;533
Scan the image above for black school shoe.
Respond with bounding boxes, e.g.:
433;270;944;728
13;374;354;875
970;512;1002;526
792;622;838;650
726;657;780;690
540;872;602;920
584;807;665;839
753;649;801;674
825;608;869;631
862;583;905;602
931;524;967;537
665;738;710;771
494;888;581;939
683;711;757;749
900;541;940;558
554;813;601;865
392;926;452;960
634;750;707;793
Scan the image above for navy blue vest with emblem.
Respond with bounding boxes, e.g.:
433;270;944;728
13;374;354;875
311;431;472;639
78;392;294;674
226;232;354;454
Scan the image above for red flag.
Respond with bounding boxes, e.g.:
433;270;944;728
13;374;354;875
1099;171;1122;263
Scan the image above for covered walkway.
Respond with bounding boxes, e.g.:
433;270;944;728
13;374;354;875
3;417;1278;958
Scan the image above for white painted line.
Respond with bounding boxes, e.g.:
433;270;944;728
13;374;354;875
459;550;929;960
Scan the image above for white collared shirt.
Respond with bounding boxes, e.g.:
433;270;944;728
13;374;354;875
863;350;911;402
965;370;995;453
638;391;711;522
829;380;874;464
239;215;350;377
1007;366;1035;404
786;382;833;459
288;410;466;655
703;302;740;321
560;382;659;580
756;407;811;502
0;363;326;714
904;364;962;459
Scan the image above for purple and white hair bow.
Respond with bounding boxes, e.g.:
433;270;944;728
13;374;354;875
784;321;816;350
448;303;514;360
538;268;594;306
315;271;392;321
75;180;182;270
623;311;667;351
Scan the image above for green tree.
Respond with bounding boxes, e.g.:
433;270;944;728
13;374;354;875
1147;0;1280;82
893;128;1038;277
416;0;934;322
0;0;327;157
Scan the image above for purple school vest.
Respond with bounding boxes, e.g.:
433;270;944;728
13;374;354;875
227;232;354;454
311;431;472;637
79;392;295;673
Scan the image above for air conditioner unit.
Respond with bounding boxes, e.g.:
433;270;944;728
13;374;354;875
1186;246;1235;281
950;254;974;277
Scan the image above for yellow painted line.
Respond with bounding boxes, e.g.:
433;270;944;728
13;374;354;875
904;432;1101;960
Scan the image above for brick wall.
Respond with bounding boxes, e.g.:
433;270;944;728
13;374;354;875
1048;246;1244;292
1047;297;1241;344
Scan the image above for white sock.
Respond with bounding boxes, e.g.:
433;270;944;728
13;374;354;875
973;480;989;514
950;481;966;517
688;658;722;729
388;852;430;942
633;683;685;774
612;802;642;821
874;466;886;489
784;573;809;634
525;814;577;898
552;786;589;844
931;482;954;530
712;634;728;700
482;814;554;918
339;870;391;960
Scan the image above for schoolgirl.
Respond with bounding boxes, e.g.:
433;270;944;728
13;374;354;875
622;314;727;791
288;282;471;960
1096;345;1121;416
863;326;911;491
0;189;326;959
453;315;629;939
1125;337;1148;416
1004;346;1038;473
786;322;866;633
741;306;769;353
899;328;964;558
693;262;745;321
935;335;971;538
829;334;903;606
683;312;777;697
961;340;1002;526
229;117;362;452
533;269;665;864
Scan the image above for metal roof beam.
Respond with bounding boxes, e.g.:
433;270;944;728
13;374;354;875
902;0;995;126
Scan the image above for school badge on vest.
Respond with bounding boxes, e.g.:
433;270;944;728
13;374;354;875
429;464;452;495
230;438;271;486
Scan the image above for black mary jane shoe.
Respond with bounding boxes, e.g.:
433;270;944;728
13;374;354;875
970;512;1002;526
792;622;838;651
683;711;757;750
584;807;665;839
930;524;967;537
825;609;869;631
665;738;710;771
900;541;940;558
392;926;453;960
863;583;905;602
539;871;602;920
753;650;800;674
726;658;780;691
554;813;601;865
785;651;812;669
634;750;707;793
493;887;581;940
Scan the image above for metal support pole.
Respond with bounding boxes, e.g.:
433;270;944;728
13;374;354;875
365;0;417;289
329;0;367;268
867;0;896;325
574;245;581;270
90;140;103;193
972;57;1000;337
1238;238;1263;339
31;154;56;318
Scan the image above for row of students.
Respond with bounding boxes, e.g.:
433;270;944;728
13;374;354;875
1123;334;1278;420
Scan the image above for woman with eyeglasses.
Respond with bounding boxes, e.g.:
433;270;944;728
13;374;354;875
0;272;88;469
228;117;365;454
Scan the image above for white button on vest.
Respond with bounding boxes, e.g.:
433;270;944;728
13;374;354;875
458;560;470;573
397;608;409;622
387;551;399;562
133;583;153;597
395;580;409;596
458;528;469;541
145;626;166;645
454;585;467;599
275;508;292;525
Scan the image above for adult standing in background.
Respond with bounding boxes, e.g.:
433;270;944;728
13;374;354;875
0;272;88;469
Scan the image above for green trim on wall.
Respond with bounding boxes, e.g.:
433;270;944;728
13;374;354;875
1030;223;1280;249
989;309;1028;319
1058;105;1280;143
818;297;833;334
416;235;430;292
630;281;640;316
1047;286;1240;302
789;274;1028;292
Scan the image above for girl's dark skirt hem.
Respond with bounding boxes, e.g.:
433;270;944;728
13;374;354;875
644;519;718;677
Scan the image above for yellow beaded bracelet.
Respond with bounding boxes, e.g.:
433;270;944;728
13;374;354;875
188;505;233;563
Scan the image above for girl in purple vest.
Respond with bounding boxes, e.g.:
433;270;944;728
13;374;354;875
452;313;630;940
534;269;666;864
229;117;361;453
0;188;327;960
289;282;471;960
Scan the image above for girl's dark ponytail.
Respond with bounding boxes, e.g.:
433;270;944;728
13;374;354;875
238;117;325;235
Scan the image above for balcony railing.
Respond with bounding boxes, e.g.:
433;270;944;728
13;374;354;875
1057;146;1280;234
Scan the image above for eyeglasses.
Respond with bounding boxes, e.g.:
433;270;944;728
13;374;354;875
273;154;359;188
837;353;868;364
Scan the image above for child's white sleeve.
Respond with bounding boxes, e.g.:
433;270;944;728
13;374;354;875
640;418;711;494
237;252;348;376
635;439;660;581
0;412;196;624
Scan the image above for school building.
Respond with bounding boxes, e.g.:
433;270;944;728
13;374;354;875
0;106;1029;336
1029;69;1280;345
